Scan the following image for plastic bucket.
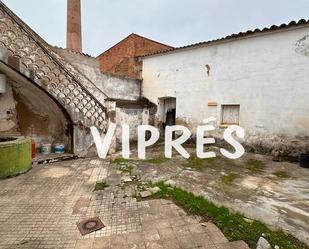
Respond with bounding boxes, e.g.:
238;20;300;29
300;153;309;168
41;143;52;155
54;143;65;154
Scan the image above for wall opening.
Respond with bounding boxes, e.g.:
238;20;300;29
4;77;74;155
158;97;176;131
221;104;240;125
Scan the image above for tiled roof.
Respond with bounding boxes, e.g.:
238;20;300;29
97;33;173;58
141;19;309;58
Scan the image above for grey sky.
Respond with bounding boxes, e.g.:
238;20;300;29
2;0;309;56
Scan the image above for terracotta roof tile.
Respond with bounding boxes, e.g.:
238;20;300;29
141;19;309;58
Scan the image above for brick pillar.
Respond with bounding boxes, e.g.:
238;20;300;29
67;0;82;53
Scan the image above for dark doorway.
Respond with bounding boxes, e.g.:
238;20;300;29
164;108;176;139
165;108;176;128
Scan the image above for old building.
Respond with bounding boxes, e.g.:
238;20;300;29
0;0;308;161
0;0;150;159
141;20;309;159
0;1;107;157
97;33;173;79
0;1;132;158
1;2;309;248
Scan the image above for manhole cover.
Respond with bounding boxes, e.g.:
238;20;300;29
77;217;105;236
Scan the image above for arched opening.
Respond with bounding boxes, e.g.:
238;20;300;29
12;79;73;154
0;60;74;158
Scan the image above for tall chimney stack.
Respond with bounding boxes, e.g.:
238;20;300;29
67;0;82;53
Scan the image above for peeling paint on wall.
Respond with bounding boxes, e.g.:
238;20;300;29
12;79;72;151
205;64;211;76
54;48;141;101
143;27;309;159
295;35;309;56
0;81;18;133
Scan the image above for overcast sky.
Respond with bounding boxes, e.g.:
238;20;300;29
2;0;309;56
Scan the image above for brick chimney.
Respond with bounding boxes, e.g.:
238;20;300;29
67;0;82;53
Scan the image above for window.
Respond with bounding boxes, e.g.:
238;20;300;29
221;105;240;125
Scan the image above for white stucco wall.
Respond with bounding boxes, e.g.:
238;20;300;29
142;26;309;156
54;48;141;101
115;108;144;142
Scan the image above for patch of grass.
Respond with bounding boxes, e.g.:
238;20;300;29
145;157;170;164
111;158;135;174
151;182;309;249
247;159;265;173
94;181;109;191
119;163;134;174
221;173;238;185
183;156;215;170
272;170;291;179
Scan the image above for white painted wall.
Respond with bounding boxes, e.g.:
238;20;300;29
142;27;309;154
115;107;143;142
54;48;141;101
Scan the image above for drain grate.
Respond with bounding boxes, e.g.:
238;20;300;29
77;217;105;236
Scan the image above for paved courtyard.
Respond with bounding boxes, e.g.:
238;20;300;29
129;145;309;244
0;144;308;248
0;156;248;249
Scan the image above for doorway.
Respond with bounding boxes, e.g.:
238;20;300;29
165;108;176;128
158;97;176;130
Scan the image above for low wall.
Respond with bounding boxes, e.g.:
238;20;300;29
0;137;32;178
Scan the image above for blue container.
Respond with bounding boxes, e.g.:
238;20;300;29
54;143;65;154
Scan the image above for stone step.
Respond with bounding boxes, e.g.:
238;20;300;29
215;240;250;249
229;240;250;249
201;222;250;249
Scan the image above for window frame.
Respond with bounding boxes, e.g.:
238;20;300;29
220;104;240;125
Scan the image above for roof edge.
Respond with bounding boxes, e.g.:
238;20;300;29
96;33;173;58
141;19;309;58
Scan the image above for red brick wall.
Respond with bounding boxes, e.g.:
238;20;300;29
97;34;172;79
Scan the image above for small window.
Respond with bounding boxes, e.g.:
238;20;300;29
221;105;240;125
